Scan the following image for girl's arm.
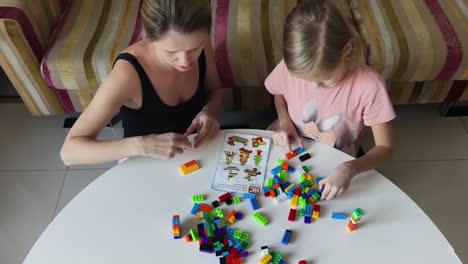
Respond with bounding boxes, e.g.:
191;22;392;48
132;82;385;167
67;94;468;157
344;122;394;174
272;95;303;149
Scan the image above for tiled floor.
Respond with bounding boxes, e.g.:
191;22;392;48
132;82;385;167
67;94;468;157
0;102;467;263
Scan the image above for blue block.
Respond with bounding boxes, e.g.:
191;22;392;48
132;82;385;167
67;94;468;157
316;177;324;186
278;261;287;264
262;186;270;193
243;193;256;199
294;147;306;154
271;166;282;175
191;203;200;215
250;197;260;210
287;166;295;173
332;212;347;219
287;192;293;199
305;204;312;217
281;229;292;245
281;181;291;191
273;175;282;184
304;216;312;224
222;251;230;257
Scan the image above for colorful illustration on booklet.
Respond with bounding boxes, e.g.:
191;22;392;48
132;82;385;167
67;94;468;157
224;166;240;179
224;151;237;165
213;133;271;194
251;137;267;148
227;136;248;146
239;148;252;165
253;149;263;166
244;168;261;181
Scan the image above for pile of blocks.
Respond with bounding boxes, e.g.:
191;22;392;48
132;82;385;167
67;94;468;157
348;208;364;232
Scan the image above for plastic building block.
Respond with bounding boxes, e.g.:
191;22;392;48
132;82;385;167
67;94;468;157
179;160;200;175
305;204;312;217
199;203;213;213
243;193;256;199
281;229;293;245
225;197;234;205
271;166;282;176
212;200;221;208
190;228;200;241
347;220;360;232
227;210;237;224
295;147;306;154
351;208;364;221
290;195;299;208
261;245;269;255
252;212;269;226
312;211;319;219
299;153;311;162
285;151;297;160
281;161;289;170
259;253;272;264
298;260;307;264
192;194;205;202
191;203;200;215
304;216;311;224
172;215;181;239
235;212;243;220
299;208;305;217
332;212;346;219
219;192;232;203
250;197;260;210
288;208;297;222
275;192;287;203
233;197;242;204
279;170;287;182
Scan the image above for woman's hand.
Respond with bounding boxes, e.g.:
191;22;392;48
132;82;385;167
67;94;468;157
185;111;220;148
138;133;192;159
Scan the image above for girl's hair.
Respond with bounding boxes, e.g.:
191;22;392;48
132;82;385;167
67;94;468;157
141;0;211;41
283;0;363;77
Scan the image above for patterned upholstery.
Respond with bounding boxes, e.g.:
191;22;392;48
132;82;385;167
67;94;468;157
0;0;68;115
0;0;467;115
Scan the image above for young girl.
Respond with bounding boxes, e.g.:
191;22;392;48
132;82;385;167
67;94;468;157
61;0;222;166
265;0;395;200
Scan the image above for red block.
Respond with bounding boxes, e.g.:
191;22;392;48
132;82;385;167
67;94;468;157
288;208;297;222
299;261;307;264
347;220;360;232
293;188;302;195
219;192;232;203
313;204;321;212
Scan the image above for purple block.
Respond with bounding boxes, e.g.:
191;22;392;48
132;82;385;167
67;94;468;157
304;216;312;224
240;251;249;258
201;236;209;244
301;193;308;199
235;212;243;220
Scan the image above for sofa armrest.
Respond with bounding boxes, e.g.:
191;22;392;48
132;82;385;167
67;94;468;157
0;0;67;115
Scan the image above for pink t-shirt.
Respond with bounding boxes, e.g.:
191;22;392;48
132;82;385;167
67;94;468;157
265;60;396;156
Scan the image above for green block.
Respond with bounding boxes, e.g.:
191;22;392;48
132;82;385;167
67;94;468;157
233;197;242;204
299;197;306;207
299;208;305;217
192;194;205;203
277;159;284;166
252;212;269;226
300;174;305;182
302;165;311;172
190;228;199;241
279;170;287;182
352;208;364;220
267;178;274;189
300;180;313;189
312;192;321;201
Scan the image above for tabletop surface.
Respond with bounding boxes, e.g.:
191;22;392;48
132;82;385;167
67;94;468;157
24;129;461;264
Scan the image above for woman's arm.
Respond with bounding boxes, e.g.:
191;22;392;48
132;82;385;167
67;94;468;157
185;40;223;147
61;61;193;166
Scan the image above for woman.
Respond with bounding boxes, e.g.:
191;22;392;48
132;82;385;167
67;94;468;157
61;0;222;165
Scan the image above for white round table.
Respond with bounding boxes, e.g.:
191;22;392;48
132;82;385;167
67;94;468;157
24;129;461;264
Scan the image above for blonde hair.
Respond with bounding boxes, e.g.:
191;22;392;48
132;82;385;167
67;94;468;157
283;0;363;77
141;0;211;41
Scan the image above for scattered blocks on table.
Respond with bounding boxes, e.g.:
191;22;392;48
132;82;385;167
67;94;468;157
192;194;205;203
332;212;346;220
179;160;200;175
281;229;293;245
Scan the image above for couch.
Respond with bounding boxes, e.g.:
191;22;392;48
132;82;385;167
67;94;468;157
0;0;466;116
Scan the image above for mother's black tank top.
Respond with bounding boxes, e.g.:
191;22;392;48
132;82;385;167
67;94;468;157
113;51;207;138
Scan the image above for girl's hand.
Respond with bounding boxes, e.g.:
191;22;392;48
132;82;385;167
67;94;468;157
319;163;355;200
273;120;303;151
138;133;192;159
185;111;220;148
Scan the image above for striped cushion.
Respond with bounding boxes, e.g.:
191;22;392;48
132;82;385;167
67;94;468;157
0;0;68;115
41;0;142;112
211;0;355;88
349;0;467;82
